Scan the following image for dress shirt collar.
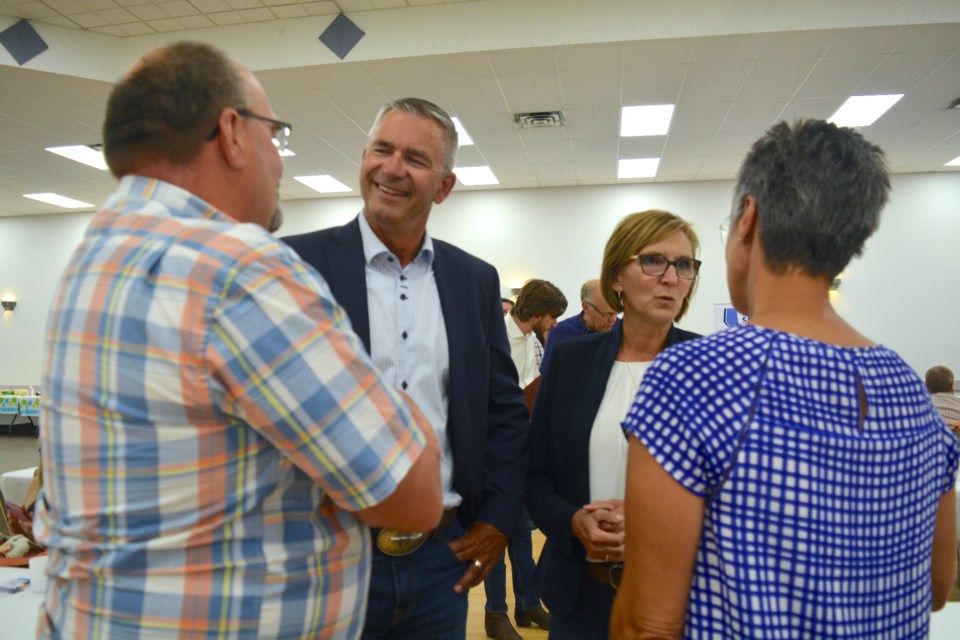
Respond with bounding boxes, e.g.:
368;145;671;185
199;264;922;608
358;210;435;269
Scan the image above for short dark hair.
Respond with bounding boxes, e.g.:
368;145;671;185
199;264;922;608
103;41;247;177
512;279;567;321
368;97;459;172
732;119;890;279
925;366;955;394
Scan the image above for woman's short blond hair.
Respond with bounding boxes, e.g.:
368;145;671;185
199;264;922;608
600;209;700;322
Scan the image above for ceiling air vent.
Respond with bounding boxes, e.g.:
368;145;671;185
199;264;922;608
514;111;565;129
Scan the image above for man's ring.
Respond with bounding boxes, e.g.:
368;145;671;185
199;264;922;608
473;559;483;569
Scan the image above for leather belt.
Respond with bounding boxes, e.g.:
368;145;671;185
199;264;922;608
374;507;458;557
583;561;623;589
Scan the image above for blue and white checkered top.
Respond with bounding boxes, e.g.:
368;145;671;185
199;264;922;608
624;324;960;639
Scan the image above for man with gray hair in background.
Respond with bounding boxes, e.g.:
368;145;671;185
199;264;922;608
540;278;618;374
284;97;529;639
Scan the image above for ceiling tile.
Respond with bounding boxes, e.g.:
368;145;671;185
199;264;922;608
663;131;716;157
361;58;433;84
498;73;563;114
622;65;685;104
794;54;883;98
720;100;788;132
671;102;731;134
737;58;819;101
857;51;954;94
778;97;842;122
689;33;764;62
825;26;906;56
525;139;574;164
757;30;836;60
437;76;510;116
678;60;752;102
571;137;618;163
895;24;960;53
623;38;693;67
237;7;274;21
554;42;622;71
619;135;665;158
487;48;556;76
423;52;492;80
560;68;621;110
564;107;619;139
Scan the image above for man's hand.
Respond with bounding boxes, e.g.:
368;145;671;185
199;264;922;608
448;521;509;595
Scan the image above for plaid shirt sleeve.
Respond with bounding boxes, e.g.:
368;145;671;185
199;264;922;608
205;238;425;511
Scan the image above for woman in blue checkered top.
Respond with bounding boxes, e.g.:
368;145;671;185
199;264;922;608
611;119;959;639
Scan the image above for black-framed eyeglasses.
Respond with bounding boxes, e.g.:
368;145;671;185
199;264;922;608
630;254;701;280
205;108;292;152
584;299;617;321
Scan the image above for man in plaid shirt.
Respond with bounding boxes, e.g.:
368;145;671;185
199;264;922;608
34;41;441;640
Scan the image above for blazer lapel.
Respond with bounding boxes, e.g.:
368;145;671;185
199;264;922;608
327;219;372;354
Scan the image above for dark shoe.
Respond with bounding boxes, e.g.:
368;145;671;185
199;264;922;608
485;611;522;640
515;605;550;630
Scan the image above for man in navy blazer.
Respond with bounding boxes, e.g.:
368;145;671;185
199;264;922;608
283;98;528;639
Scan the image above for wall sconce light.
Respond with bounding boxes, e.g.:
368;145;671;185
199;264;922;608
830;278;842;291
1;299;16;312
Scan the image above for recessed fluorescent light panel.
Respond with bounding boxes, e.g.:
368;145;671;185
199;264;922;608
828;94;904;127
279;148;296;157
451;117;474;145
620;105;675;137
46;145;108;170
618;158;660;179
293;175;352;194
23;192;94;208
455;166;498;186
945;155;960;167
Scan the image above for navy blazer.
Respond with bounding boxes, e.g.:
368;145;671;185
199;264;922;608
283;217;529;534
526;322;700;616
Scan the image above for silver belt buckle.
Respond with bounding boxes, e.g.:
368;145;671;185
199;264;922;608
376;528;427;556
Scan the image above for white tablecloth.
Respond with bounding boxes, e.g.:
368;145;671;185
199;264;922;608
0;567;43;638
0;467;37;506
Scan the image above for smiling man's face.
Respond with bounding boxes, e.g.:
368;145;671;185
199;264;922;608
360;109;456;242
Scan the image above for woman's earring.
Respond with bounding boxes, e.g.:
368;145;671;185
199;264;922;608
615;290;622;308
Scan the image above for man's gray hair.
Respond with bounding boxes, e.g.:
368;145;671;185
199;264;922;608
731;119;890;279
368;97;459;172
580;279;599;302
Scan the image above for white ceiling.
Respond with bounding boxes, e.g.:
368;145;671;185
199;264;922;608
0;0;958;217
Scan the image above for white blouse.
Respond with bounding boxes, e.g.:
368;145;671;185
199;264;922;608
588;360;652;503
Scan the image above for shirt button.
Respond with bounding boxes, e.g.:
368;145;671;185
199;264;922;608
401;381;408;390
402;331;408;340
400;294;408;300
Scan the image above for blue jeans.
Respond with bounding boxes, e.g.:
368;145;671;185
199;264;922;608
361;518;469;640
547;577;615;640
483;509;542;613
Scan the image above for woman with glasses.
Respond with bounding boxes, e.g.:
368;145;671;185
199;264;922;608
526;209;702;639
611;120;959;638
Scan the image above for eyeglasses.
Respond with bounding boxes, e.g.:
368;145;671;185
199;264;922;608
205;108;293;152
584;299;617;321
630;254;701;280
719;217;731;244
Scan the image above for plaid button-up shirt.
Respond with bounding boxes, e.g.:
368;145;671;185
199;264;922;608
35;176;426;639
